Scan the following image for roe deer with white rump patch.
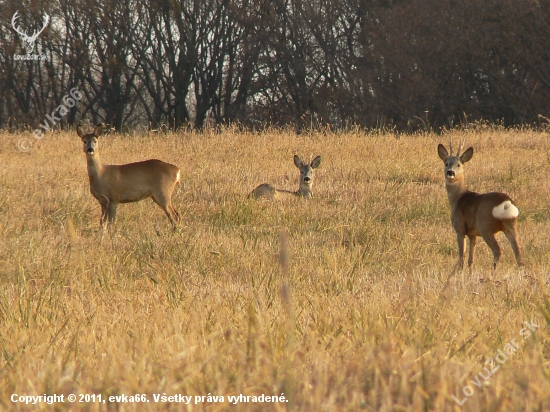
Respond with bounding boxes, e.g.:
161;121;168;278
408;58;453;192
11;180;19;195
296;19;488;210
438;141;523;273
249;155;321;200
78;124;181;228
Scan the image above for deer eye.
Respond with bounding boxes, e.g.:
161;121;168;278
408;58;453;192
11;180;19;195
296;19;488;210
457;164;461;167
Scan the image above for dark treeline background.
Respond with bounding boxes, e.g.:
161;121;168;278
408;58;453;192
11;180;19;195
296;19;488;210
1;0;550;132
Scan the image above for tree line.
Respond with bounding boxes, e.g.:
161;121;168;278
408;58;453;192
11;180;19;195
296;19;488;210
1;0;549;132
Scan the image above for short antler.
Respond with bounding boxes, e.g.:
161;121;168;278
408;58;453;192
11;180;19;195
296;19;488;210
456;139;465;156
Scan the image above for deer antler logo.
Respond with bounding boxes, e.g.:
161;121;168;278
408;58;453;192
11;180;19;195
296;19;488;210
11;11;50;55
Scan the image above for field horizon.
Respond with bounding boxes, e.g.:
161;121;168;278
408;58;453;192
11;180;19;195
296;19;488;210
1;126;550;411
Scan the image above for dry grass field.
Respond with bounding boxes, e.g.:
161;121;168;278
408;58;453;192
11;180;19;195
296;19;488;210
1;126;550;411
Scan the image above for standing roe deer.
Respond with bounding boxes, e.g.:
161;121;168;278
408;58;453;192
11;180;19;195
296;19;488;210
438;141;524;273
249;155;321;200
78;124;181;228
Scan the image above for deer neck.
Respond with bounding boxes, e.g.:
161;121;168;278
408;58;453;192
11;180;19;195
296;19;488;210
445;178;468;208
86;153;104;180
297;183;313;199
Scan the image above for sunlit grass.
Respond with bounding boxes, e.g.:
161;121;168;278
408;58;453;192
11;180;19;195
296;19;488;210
0;126;549;410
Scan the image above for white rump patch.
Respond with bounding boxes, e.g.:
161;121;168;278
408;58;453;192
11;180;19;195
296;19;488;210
492;200;519;220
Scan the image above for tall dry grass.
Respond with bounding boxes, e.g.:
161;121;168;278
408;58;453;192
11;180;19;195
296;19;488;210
0;126;550;411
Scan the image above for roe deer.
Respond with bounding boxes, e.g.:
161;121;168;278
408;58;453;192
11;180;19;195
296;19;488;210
249;155;321;200
78;124;181;228
438;141;523;273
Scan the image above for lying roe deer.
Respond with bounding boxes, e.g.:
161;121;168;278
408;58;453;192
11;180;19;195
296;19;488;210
78;124;181;228
438;141;524;273
249;155;321;200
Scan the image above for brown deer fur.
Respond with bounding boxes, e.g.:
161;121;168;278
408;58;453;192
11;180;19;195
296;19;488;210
249;155;321;200
438;143;523;273
78;124;181;228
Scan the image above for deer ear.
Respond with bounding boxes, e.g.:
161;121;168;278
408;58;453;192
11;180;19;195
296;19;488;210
93;124;103;137
310;155;321;169
460;147;474;163
294;155;304;168
437;144;449;161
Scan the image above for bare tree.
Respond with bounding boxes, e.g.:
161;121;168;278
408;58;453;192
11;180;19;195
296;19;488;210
1;0;550;131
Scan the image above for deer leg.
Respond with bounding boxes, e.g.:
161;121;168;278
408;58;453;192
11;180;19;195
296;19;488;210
100;203;108;226
170;204;180;222
167;202;180;230
107;202;118;226
456;232;466;272
152;194;178;228
98;195;110;228
503;223;524;267
166;192;180;223
481;233;501;272
467;235;477;273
